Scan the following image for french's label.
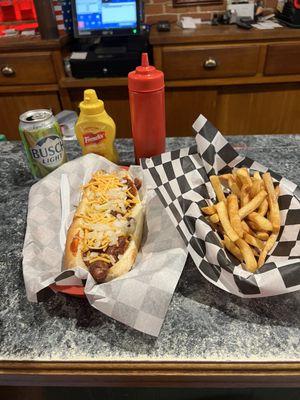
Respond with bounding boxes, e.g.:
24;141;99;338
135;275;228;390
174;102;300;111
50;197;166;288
30;135;65;168
83;131;106;146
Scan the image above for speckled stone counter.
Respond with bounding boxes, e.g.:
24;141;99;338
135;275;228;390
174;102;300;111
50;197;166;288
0;136;299;362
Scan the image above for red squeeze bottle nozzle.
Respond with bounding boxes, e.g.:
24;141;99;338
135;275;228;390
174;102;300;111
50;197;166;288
141;52;149;67
128;53;166;163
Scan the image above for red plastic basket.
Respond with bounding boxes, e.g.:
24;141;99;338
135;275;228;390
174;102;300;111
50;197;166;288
50;284;85;298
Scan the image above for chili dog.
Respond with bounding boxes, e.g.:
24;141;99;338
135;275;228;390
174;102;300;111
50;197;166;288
63;170;143;283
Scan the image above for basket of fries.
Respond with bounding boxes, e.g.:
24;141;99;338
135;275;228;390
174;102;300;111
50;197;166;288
141;115;300;297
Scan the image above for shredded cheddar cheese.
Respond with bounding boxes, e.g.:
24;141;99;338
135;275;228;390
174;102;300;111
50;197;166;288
77;170;139;263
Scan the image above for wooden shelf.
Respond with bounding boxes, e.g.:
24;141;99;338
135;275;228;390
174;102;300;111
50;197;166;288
150;24;300;45
60;76;128;88
165;75;300;87
0;33;70;51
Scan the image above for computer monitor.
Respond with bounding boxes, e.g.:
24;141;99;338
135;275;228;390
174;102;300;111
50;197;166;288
72;0;140;38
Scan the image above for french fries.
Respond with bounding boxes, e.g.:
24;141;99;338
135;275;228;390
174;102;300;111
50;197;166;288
215;201;239;242
241;220;252;234
263;173;281;233
258;199;268;216
227;194;244;238
201;169;281;273
258;233;278;268
247;212;273;231
236;238;258;272
243;233;264;250
240;184;251;207
228;176;241;196
210;213;220;224
255;231;269;241
201;205;216;215
210;175;226;203
253;171;262;181
223;235;243;262
239;190;268;219
236;168;252;186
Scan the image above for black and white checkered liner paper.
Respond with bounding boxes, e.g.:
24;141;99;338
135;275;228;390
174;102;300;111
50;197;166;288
141;115;300;297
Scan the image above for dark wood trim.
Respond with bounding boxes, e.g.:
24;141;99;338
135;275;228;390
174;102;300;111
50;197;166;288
60;74;300;90
52;51;66;81
173;0;222;6
0;361;299;387
150;25;300;45
0;35;70;52
0;84;59;94
33;0;59;39
59;87;73;109
60;77;128;88
164;76;300;87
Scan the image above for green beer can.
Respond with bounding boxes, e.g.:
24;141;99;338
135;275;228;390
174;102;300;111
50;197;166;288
19;109;68;179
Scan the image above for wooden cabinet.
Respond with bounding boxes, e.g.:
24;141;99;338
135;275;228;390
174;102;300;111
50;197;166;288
162;45;260;80
0;36;67;140
0;52;57;85
1;27;300;139
66;85;132;138
151;25;300;135
0;91;61;139
165;87;217;135
216;83;300;134
264;44;300;76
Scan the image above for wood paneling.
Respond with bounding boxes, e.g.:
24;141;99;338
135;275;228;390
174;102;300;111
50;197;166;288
150;24;300;45
69;87;132;138
216;84;300;134
60;77;128;88
0;52;57;85
264;44;300;76
33;0;59;40
0;35;69;52
165;87;217;135
0;92;61;140
162;45;260;80
69;87;217;138
164;74;300;87
150;25;300;135
0;361;300;387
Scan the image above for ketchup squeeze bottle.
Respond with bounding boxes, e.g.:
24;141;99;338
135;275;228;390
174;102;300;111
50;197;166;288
128;53;166;163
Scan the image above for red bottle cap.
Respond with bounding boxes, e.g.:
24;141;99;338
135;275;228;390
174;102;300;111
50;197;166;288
128;53;164;93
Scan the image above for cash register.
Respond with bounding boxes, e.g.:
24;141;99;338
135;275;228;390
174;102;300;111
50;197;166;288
69;0;149;78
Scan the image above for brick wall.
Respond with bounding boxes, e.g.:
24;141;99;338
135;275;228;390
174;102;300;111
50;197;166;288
144;1;226;24
144;0;277;24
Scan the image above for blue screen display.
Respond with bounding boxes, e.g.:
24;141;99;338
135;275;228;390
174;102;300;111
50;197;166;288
75;0;137;32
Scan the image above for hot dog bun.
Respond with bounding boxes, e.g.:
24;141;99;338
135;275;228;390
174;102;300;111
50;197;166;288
63;170;143;283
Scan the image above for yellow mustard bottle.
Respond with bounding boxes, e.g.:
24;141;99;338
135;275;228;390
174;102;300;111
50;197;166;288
75;89;118;163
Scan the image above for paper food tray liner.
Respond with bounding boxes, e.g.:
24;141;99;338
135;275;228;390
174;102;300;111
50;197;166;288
141;115;300;297
23;154;187;337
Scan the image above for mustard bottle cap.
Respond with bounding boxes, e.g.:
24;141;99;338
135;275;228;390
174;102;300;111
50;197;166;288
79;89;104;115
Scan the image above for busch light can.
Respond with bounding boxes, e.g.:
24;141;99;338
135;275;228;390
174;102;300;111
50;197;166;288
19;109;67;179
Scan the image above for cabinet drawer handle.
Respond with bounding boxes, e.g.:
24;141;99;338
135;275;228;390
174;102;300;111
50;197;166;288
1;66;15;77
203;58;217;69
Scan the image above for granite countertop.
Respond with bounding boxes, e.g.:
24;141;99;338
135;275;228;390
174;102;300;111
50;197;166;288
0;135;299;362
